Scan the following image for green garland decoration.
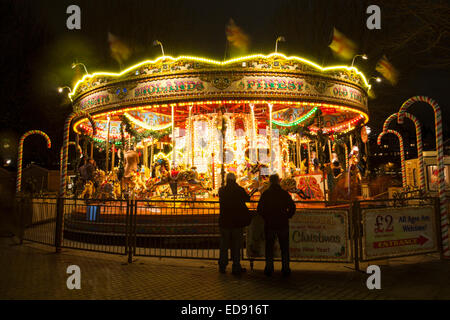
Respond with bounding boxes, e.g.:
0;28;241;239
119;114;171;143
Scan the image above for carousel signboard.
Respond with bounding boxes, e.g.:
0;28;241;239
246;209;351;262
79;93;110;110
74;73;368;113
361;206;438;260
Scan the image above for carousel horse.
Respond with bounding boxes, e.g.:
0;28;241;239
80;180;95;199
98;180;115;199
152;158;170;180
93;169;106;187
93;169;116;199
238;161;268;192
113;181;122;199
148;168;209;198
132;171;148;195
280;176;310;200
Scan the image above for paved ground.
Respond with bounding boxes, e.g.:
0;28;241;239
1;235;449;300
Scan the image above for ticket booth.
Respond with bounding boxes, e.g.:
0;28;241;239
405;151;450;194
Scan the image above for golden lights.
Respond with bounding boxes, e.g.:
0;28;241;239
68;52;371;99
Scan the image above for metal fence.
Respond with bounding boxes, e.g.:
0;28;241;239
133;200;221;260
61;198;128;255
14;196;443;270
15;197;57;246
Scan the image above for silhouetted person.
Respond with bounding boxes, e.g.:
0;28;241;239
80;158;96;183
257;174;296;277
218;172;250;275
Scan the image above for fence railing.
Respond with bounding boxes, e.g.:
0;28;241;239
14;197;57;246
14;195;443;270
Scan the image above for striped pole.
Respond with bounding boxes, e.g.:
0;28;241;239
344;143;348;170
171;104;176;168
105;116;110;172
269;103;273;173
60;112;97;196
59;142;83;175
377;130;406;188
397;96;449;257
383;112;425;190
16;130;51;193
328;139;332;162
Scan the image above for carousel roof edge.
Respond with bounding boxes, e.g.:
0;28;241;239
68;52;371;100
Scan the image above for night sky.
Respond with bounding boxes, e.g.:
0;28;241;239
1;0;449;169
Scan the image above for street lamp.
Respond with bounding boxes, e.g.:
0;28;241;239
275;36;285;53
351;54;368;67
153;40;165;57
72;62;89;74
58;86;72;93
370;76;382;83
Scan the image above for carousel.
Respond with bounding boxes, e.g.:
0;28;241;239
66;52;370;204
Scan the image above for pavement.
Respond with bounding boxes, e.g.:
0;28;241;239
1;235;450;300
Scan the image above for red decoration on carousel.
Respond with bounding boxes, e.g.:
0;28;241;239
171;169;179;178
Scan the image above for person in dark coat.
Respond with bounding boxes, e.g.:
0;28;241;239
218;172;251;275
257;174;296;277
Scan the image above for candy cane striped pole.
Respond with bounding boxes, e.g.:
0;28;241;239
59;142;83;175
60;112;96;196
377;130;406;188
344;143;348;170
16;130;51;193
397;96;449;257
383;112;425;190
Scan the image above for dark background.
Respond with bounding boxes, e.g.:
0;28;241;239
1;0;449;170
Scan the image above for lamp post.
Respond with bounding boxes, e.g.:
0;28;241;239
58;86;72;94
153;40;165;57
72;62;89;74
275;36;285;53
370;76;382;83
351;54;368;67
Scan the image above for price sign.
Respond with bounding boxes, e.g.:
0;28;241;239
362;206;437;259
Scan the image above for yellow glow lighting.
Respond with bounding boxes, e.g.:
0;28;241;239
68;52;371;99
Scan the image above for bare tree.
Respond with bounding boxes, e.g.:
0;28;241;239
375;0;450;68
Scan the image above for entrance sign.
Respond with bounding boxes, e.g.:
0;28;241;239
362;206;438;260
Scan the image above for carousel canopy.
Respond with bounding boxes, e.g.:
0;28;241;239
69;53;370;140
